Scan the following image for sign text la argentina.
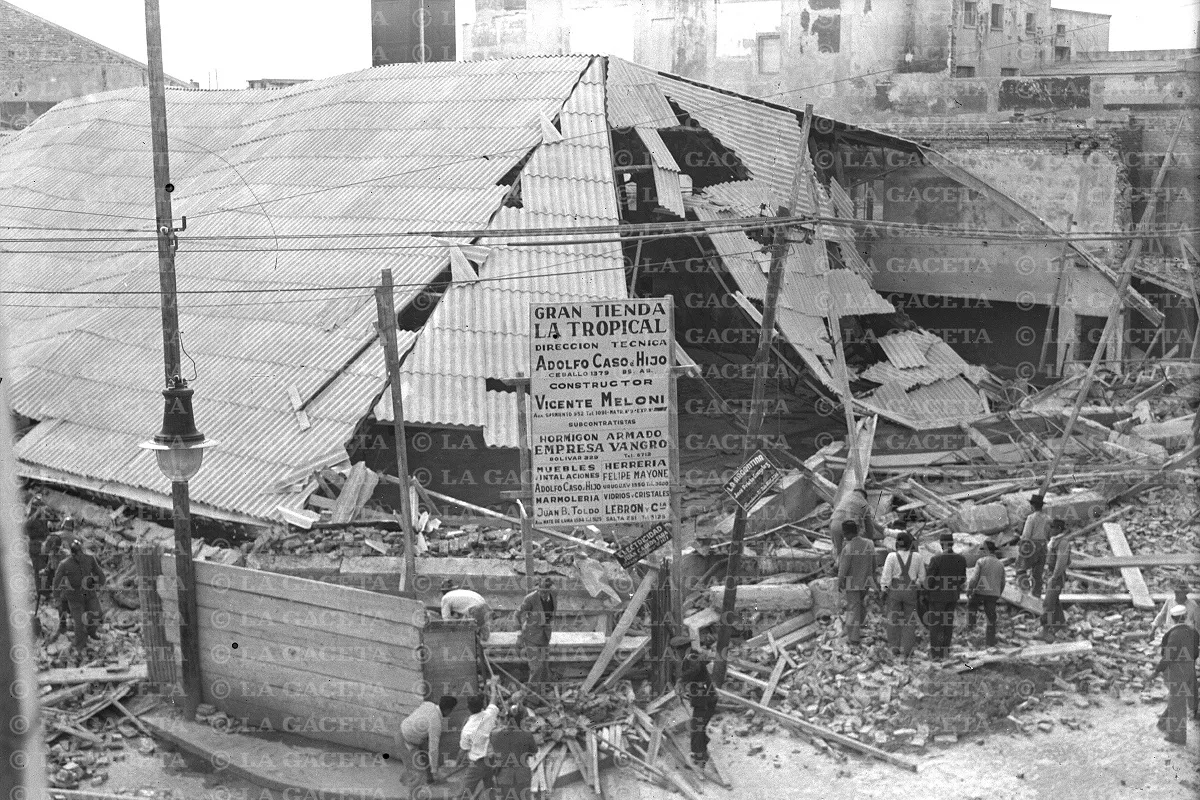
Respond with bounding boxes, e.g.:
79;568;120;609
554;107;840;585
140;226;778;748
529;299;674;528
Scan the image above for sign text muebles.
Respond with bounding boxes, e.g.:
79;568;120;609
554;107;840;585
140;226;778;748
529;299;674;528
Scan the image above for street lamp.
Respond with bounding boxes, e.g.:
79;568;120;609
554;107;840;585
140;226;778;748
139;376;217;481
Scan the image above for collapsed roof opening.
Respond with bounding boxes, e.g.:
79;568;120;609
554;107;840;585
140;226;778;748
658;100;751;189
396;266;451;332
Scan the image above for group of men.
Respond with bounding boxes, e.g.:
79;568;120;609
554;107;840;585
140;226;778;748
27;516;108;662
835;488;1199;745
396;681;538;798
440;576;558;688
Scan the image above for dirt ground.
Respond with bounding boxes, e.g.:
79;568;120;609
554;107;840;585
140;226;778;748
85;694;1196;800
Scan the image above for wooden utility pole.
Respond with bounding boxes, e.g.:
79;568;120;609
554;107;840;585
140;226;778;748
374;269;417;593
713;104;813;688
514;374;536;593
1038;214;1074;377
1041;117;1184;493
0;323;47;800
145;0;202;717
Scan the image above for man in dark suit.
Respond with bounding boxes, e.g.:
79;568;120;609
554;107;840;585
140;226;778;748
517;577;556;686
925;533;967;661
52;536;106;661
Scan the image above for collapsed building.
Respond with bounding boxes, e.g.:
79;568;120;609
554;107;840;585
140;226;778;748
0;55;1167;525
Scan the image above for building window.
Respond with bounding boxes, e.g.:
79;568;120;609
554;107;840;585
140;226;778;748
955;65;976;77
990;4;1004;29
758;33;782;73
1056;23;1066;36
502;0;526;9
815;15;841;53
1054;46;1071;62
1001;67;1019;76
1026;13;1035;33
962;1;977;26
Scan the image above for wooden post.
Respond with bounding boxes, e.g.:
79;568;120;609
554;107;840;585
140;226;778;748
375;269;417;594
668;322;683;628
713;104;813;689
1041;117;1184;494
1039;214;1074;377
170;481;201;717
135;544;177;691
826;290;858;496
514;373;536;594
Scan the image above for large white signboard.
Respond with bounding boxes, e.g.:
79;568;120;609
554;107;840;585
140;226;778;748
529;298;674;527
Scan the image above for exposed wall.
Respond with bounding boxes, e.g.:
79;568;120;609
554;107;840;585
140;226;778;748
0;1;186;130
1049;8;1110;59
158;556;427;754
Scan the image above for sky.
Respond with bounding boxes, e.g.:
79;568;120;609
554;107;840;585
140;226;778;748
9;0;1199;89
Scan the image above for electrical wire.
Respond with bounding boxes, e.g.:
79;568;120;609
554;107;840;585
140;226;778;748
3;12;1191;231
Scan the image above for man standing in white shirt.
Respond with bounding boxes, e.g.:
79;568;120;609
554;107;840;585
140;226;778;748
440;580;492;642
458;678;501;799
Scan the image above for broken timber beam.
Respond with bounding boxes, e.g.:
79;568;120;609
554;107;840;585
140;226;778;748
580;569;657;693
744;611;816;648
1073;553;1200;569
1102;523;1155;609
716;688;919;772
955;640;1092;671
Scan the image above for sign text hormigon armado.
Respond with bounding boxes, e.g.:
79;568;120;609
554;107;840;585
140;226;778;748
529;298;674;527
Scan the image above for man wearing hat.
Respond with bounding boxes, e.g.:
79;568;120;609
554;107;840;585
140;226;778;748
1152;604;1200;744
1016;495;1051;598
440;580;492;642
517;576;557;686
1151;583;1200;636
52;534;106;660
671;635;717;769
837;520;878;646
966;540;1006;647
830;486;879;557
924;533;967;661
879;530;926;658
1041;519;1072;640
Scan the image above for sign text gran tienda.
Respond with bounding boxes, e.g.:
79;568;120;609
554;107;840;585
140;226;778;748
529;299;673;527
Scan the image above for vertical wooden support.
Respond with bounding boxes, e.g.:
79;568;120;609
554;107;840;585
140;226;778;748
713;104;813;690
1039;214;1073;377
667;324;683;628
171;481;201;717
135;544;177;691
515;373;536;594
375;269;417;594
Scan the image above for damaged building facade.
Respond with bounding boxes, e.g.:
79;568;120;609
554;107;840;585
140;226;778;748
0;56;1171;524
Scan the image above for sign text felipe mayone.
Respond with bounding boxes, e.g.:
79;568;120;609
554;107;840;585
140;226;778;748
529;299;673;527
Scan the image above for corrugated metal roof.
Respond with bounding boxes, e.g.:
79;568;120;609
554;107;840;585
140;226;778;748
605;58;678;128
1;55;596;520
877;331;934;369
868;377;987;429
378;58;627;449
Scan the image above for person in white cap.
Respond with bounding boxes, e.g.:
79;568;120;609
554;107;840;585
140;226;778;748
1152;604;1200;744
1150;582;1200;635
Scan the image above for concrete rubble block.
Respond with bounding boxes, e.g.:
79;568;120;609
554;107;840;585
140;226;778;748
757;547;827;576
1131;414;1195;452
808;577;842;619
243;552;343;581
947;501;1012;535
707;582;813;612
998;490;1106;528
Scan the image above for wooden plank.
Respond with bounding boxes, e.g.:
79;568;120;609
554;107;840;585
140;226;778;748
1103;523;1155;609
189;620;422;691
37;665;147;686
1072;553;1200;569
580;569;657;693
759;656;788;707
744;611;816;648
565;738;593;792
163;586;423;651
598;640;650;692
162;556;425;624
1059;592;1200;604
955;640;1092;671
771;621;821;650
716;688;919;772
1000;584;1043;616
331;461;369;523
646;689;677;715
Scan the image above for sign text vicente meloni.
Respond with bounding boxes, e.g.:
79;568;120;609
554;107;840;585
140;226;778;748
529;298;673;527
